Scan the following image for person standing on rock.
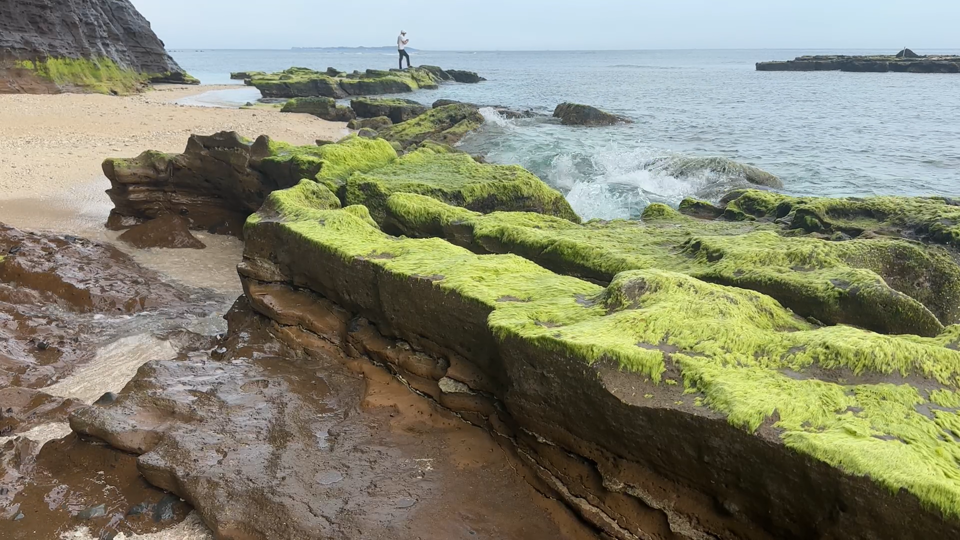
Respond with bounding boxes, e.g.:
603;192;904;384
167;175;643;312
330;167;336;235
398;31;411;69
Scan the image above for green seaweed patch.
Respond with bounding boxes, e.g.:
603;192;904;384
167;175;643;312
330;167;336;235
344;147;579;225
258;136;397;192
15;57;146;94
379;104;484;149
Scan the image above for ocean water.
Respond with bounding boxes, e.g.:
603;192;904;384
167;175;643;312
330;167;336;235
170;49;960;220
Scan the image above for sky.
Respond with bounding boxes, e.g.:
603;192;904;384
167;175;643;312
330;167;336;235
133;0;960;51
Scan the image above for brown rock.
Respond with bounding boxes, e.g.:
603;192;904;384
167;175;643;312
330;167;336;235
117;214;206;249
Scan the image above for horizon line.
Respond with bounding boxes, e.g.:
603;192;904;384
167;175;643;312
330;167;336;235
167;46;960;53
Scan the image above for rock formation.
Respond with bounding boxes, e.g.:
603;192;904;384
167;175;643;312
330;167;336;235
281;97;357;122
350;97;428;123
0;0;196;94
757;52;960;73
379;103;486;149
553;102;632;126
347;116;393;131
117;214;206;249
243;66;483;99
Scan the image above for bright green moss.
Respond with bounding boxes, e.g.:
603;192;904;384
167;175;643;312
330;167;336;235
15;57;146;94
344;147;579;225
260;136;397;192
247;190;960;517
379;104;484;149
249;66;442;99
384;194;960;336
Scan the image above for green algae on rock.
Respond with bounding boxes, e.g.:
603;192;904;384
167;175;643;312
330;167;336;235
343;146;580;226
553;102;631;126
249;66;482;99
239;184;960;535
379;103;485;149
384;193;960;336
350;97;427;123
11;57;147;95
281;97;356;122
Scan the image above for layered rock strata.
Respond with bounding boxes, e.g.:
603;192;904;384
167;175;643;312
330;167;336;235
0;0;196;94
225;179;960;539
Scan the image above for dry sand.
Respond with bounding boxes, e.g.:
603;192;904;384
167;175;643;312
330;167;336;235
0;84;346;201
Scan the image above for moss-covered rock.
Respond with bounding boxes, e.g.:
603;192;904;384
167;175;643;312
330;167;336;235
240;188;960;536
350;97;427;123
10;57;148;95
346;116;393;131
384;194;960;337
379;103;484;149
103;132;398;235
647;156;783;189
343;147;580;226
553;102;631;126
717;190;960;250
248;66;473;99
280;97;356;122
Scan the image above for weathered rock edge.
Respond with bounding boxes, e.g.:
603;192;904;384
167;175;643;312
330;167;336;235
247;66;483;99
237;193;960;539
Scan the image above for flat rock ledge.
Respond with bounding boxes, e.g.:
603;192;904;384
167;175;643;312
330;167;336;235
757;53;960;73
239;65;484;99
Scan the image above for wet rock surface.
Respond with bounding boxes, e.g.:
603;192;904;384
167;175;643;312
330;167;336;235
246;66;482;99
72;297;600;539
553;102;632;126
118;214;207;249
0;0;194;94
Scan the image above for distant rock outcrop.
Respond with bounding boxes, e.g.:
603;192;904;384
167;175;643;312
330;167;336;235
757;51;960;73
0;0;196;94
243;66;483;99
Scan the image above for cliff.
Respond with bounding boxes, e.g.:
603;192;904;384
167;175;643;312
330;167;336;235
0;0;196;94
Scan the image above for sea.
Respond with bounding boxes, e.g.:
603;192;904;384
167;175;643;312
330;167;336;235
169;48;960;220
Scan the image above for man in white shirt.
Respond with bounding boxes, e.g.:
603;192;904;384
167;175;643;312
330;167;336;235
398;31;411;69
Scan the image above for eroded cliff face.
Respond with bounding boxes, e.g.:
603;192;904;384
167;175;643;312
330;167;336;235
0;0;195;94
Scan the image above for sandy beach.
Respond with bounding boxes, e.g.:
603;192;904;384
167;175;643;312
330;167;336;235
0;84;345;202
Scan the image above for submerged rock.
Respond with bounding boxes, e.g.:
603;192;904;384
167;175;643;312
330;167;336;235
350;97;427;123
445;69;486;83
553;102;631;126
280;97;356;122
117;214;206;249
0;0;196;94
645;155;783;189
232;180;960;538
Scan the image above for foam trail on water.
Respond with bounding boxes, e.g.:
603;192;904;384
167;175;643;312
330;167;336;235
478;107;514;129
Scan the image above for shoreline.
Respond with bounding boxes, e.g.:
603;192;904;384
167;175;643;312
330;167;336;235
0;84;345;204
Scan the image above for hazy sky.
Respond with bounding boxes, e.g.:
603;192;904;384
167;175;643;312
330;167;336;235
134;0;960;51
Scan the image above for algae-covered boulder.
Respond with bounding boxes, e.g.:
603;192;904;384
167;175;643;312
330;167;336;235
379;103;484;149
384;193;960;337
717;190;960;250
553;102;631;126
281;97;356;122
347;116;393;131
238;188;960;539
343;146;579;226
350;97;427;123
248;66;473;99
103;132;398;235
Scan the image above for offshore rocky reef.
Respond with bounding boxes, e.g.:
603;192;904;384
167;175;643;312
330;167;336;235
757;50;960;73
0;0;196;94
76;124;960;538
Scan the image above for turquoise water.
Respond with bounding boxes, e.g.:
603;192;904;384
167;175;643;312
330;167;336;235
171;49;960;219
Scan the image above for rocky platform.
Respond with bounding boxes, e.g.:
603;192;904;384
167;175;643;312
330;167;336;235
0;0;196;94
90;131;960;538
240;66;483;99
0;223;227;538
757;52;960;73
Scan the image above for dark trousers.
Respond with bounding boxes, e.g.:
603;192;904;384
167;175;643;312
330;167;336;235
399;49;411;69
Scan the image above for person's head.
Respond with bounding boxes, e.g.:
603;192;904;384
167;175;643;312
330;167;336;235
401;31;406;36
